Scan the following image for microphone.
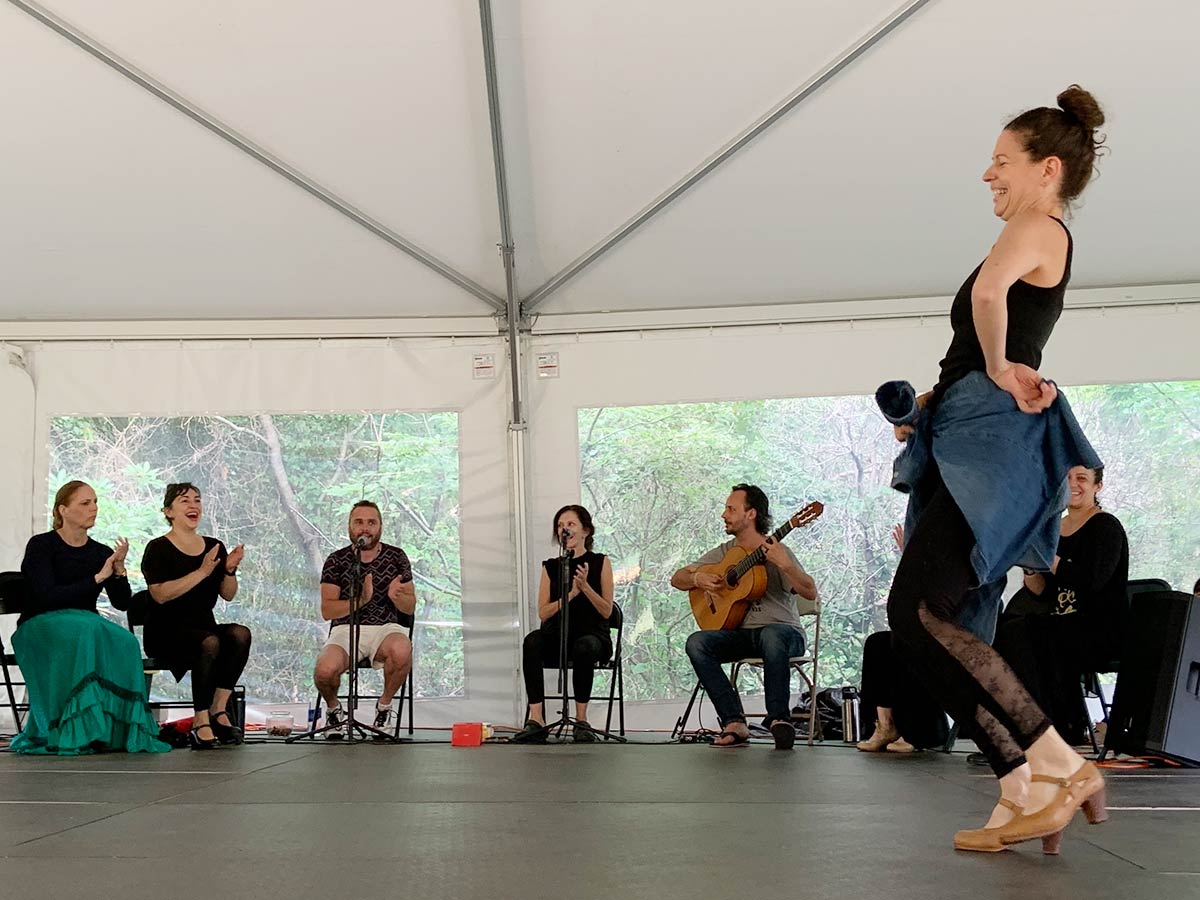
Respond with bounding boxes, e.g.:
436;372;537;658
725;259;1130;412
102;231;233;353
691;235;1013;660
355;535;370;549
559;528;572;551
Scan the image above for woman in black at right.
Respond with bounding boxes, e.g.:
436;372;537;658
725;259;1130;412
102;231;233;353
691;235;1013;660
994;465;1128;744
886;86;1110;855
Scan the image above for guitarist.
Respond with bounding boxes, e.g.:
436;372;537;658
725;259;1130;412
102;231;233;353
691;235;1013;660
671;484;818;750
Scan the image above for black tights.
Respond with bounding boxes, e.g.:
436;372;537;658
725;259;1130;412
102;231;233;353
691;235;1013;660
522;628;611;707
189;624;253;713
887;481;1050;776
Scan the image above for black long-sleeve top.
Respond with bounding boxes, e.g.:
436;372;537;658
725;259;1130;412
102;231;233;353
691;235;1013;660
1046;511;1129;660
18;530;131;626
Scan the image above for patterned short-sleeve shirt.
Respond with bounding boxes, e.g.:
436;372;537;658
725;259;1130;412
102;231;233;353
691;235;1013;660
321;543;413;628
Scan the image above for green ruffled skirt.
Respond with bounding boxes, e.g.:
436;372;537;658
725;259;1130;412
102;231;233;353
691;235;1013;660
10;609;171;755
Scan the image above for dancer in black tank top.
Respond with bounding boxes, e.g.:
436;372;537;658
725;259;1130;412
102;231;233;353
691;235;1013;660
885;86;1111;855
513;505;616;744
932;218;1072;407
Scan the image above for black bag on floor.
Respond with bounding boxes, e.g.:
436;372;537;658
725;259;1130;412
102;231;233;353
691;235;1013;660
792;687;847;740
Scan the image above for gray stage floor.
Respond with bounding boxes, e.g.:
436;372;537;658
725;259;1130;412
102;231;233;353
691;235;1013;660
1;737;1198;900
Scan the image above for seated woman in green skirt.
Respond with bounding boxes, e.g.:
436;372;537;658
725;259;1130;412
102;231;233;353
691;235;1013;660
12;480;169;754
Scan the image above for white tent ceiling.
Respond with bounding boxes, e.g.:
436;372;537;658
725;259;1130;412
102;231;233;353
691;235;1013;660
1;0;1198;331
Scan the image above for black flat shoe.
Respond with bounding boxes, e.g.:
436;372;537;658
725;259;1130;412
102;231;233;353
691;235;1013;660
573;722;597;743
188;725;220;750
511;719;548;744
770;720;796;751
210;711;243;745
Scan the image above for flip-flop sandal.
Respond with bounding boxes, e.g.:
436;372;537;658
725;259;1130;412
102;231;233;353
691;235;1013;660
711;729;750;748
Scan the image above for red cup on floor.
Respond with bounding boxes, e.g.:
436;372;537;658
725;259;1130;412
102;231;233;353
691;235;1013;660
452;722;483;746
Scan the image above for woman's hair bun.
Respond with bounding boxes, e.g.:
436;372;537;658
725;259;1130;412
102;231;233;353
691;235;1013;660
1057;84;1105;131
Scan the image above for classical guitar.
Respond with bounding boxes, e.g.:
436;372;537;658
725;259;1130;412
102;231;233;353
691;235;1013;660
688;501;824;630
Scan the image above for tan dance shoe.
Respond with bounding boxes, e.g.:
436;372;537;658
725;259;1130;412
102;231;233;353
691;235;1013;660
856;727;899;752
952;798;1021;852
996;761;1108;855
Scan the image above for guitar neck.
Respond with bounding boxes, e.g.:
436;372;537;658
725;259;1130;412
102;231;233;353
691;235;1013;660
732;521;794;578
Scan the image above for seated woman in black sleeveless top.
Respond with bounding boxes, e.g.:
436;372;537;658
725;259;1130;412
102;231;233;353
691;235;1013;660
140;483;253;750
514;505;614;743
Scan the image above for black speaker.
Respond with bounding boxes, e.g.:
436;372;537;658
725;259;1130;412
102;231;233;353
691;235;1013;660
1105;590;1200;764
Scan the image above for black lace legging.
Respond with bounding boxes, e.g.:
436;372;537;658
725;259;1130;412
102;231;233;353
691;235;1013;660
184;624;253;712
887;476;1051;776
522;628;612;705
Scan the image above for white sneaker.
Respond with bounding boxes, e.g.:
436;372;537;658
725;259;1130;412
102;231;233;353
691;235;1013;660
372;705;394;739
324;705;348;740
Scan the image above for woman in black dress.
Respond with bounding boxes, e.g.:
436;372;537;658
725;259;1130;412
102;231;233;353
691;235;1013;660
515;505;615;743
140;483;252;749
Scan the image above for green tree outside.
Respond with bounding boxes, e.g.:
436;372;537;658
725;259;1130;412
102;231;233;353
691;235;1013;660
47;413;464;705
578;381;1200;700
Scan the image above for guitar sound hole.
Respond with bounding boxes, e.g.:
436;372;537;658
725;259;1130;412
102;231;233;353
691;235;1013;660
725;570;738;588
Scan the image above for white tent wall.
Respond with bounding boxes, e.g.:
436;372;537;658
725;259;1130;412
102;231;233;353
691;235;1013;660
2;301;1199;732
0;349;35;731
17;337;520;728
0;349;35;570
524;302;1200;729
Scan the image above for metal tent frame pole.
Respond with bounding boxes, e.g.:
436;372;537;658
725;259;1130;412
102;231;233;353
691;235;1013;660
478;0;534;726
8;0;504;313
522;0;935;313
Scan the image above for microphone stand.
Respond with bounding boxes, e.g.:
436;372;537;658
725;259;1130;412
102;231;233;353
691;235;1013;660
289;539;401;744
540;532;626;743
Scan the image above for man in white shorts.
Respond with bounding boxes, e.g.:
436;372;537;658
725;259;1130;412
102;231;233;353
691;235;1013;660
314;500;416;738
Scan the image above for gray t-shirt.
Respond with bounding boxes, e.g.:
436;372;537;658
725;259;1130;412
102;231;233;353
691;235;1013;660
695;539;807;630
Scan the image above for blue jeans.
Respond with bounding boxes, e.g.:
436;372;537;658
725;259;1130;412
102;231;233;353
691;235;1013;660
685;624;806;728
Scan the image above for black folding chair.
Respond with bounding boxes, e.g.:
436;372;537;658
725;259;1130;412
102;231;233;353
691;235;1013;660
672;598;822;743
539;602;627;738
0;572;29;733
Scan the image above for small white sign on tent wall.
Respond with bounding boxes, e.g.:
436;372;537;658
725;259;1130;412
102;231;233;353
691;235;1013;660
473;353;496;379
536;352;559;379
